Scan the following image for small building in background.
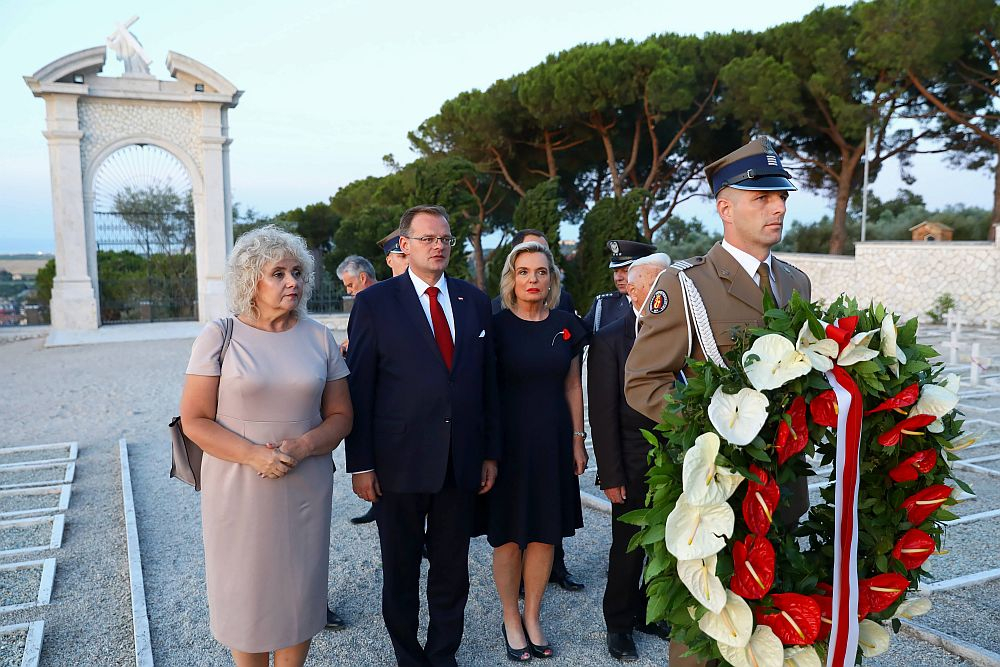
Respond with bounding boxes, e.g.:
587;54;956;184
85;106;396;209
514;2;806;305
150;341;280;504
909;221;954;242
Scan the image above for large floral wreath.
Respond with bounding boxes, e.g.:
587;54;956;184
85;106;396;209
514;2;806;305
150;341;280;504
624;294;973;667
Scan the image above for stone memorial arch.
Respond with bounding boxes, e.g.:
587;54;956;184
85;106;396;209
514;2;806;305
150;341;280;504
24;22;241;330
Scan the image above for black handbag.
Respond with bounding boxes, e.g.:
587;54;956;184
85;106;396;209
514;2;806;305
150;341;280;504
169;317;234;491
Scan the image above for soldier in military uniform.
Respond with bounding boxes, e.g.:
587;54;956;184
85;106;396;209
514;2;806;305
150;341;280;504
623;137;811;667
588;253;673;662
377;229;410;278
582;240;656;334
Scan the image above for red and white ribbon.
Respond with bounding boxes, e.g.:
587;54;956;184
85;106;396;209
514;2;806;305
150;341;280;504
824;362;864;666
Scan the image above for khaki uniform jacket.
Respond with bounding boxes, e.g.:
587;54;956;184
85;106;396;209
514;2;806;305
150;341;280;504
624;242;811;422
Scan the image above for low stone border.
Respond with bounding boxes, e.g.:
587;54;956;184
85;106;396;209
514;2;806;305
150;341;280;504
0;558;56;614
900;619;1000;667
0;461;75;491
0;515;64;558
119;439;153;667
0;620;44;667
0;484;72;520
0;443;78;471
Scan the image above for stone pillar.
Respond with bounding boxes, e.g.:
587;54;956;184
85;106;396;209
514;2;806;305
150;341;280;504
42;93;99;329
196;102;233;321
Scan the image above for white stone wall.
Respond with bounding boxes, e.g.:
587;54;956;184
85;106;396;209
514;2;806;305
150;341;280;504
78;99;202;177
778;240;1000;323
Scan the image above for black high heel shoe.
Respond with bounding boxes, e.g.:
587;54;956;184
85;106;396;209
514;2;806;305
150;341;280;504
502;622;531;662
522;620;554;659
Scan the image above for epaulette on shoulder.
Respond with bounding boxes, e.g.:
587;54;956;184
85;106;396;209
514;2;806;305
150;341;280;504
774;256;805;276
595;292;617;299
670;256;706;271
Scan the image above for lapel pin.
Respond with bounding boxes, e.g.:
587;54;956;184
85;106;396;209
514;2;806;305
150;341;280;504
457;296;464;301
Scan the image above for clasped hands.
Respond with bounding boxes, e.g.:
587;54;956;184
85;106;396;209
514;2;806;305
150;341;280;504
351;459;498;502
251;438;308;479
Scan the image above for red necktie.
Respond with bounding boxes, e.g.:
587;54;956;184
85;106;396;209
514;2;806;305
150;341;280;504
425;286;454;371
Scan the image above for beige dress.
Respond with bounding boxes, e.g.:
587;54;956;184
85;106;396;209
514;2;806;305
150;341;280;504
186;316;349;653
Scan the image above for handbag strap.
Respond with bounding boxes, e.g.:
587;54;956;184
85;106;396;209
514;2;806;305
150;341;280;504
219;317;234;365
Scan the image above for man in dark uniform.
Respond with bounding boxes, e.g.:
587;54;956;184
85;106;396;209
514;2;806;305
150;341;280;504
589;253;672;662
582;240;657;334
490;228;584;592
378;229;410;278
624;137;811;667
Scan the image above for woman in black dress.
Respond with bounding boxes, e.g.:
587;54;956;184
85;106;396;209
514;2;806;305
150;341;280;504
488;241;588;660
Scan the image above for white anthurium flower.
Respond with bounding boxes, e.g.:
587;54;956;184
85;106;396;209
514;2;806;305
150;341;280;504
697;589;753;648
707;387;769;447
893;597;932;619
664;493;735;561
795;321;839;372
880;314;907;376
782;646;822;667
677;554;727;614
718;625;784;667
837;328;880;366
858;619;891;657
742;334;812;391
683;432;745;505
911;373;961;433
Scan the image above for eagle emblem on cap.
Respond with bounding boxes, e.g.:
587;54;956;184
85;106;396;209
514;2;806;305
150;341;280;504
608;241;620;254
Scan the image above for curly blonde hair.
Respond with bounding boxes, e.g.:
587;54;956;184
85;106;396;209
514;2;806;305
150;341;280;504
225;225;315;319
499;241;561;311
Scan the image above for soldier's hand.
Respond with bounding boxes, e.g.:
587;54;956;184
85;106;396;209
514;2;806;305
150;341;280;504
352;471;381;502
604;486;627;504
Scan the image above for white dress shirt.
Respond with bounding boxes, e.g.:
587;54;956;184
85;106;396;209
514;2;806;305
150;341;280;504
721;239;776;295
407;270;456;342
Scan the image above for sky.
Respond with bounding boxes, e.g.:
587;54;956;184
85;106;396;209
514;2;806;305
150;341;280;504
0;0;994;254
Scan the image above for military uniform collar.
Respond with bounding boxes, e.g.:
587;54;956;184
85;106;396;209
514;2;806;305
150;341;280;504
708;243;766;314
720;239;773;283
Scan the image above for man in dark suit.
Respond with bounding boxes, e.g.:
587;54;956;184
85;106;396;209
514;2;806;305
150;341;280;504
589;253;673;662
346;205;500;667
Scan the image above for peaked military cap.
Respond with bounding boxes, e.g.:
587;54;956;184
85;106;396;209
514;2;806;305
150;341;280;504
607;239;656;269
705;137;796;196
377;230;404;256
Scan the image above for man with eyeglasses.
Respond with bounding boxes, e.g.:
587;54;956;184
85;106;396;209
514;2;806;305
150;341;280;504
346;205;500;667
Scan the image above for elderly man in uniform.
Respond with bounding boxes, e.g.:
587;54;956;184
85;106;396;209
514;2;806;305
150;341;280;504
378;229;410;278
624;137;811;667
582;240;657;334
588;252;673;662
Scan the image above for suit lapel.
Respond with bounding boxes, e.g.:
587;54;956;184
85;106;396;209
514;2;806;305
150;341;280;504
395;273;448;370
709;243;764;314
772;258;794;307
446;277;466;374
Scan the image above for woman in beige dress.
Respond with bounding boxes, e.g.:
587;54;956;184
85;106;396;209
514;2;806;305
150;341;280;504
180;225;353;667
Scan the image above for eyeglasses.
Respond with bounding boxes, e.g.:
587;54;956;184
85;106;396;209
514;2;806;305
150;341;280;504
405;235;458;247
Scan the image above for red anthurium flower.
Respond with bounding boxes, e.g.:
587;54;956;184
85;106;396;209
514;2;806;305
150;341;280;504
889;450;939;483
865;383;920;416
900;484;953;525
774;396;808;466
561;328;571;341
826;316;858;352
878;414;936;447
809;593;833;640
756;593;822;645
892;528;936;569
730;534;775;600
860;573;909;614
742;464;780;535
810;390;839;428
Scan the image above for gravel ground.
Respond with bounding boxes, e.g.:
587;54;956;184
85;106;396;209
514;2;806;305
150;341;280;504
0;445;72;466
920;579;1000;655
0;630;26;667
0;522;50;552
2;326;999;665
0;464;70;488
0;488;62;514
0;563;41;607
